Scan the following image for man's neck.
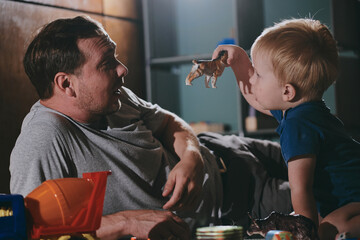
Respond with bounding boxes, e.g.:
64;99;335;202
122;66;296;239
40;98;101;124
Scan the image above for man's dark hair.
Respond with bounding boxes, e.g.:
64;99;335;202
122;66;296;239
23;16;109;99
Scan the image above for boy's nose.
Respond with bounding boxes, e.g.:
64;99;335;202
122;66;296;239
249;73;255;85
248;67;255;84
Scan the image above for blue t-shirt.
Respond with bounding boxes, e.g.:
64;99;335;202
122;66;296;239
271;100;360;217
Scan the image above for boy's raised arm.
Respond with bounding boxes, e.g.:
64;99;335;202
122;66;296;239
212;45;271;116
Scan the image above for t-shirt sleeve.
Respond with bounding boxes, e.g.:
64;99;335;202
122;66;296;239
120;87;167;132
280;118;321;163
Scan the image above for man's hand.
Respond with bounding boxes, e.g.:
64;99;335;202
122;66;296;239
154;111;205;212
162;149;205;211
97;210;191;240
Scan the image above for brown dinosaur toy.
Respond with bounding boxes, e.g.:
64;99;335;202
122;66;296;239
185;50;228;88
247;211;319;240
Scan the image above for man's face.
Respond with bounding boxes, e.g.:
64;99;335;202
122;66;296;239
72;37;128;120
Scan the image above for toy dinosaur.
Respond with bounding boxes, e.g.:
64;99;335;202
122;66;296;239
247;211;319;240
185;50;228;88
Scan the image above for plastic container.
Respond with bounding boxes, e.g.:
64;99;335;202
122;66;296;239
0;194;27;240
265;230;293;240
25;171;111;239
196;225;243;239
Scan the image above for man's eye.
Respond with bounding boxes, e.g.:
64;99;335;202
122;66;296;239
102;61;115;70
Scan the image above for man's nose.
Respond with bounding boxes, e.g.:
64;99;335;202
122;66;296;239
117;62;128;77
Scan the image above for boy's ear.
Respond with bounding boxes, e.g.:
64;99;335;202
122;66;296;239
53;72;76;97
282;83;296;102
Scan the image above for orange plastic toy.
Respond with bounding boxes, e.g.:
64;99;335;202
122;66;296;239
24;171;111;239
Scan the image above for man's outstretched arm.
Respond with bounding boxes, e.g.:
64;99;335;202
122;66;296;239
97;209;190;240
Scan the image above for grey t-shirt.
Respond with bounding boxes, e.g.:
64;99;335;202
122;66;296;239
10;87;222;229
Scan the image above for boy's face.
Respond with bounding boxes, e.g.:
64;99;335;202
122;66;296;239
249;51;285;111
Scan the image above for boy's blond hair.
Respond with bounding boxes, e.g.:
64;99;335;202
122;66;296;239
251;18;338;100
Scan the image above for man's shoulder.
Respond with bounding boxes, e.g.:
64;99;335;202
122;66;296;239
12;103;79;162
21;101;77;136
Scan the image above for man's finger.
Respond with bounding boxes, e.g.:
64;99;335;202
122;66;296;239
163;181;187;210
162;176;176;197
148;213;190;240
169;218;191;240
176;184;201;211
166;214;191;239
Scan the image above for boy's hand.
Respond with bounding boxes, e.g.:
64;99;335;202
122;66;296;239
212;45;253;91
212;45;247;66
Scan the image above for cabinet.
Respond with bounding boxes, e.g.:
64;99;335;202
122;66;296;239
0;0;144;193
142;0;276;136
332;0;360;141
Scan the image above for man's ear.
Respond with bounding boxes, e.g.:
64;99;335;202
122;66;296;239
54;72;76;97
282;83;296;102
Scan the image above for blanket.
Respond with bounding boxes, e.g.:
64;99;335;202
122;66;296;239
198;132;293;229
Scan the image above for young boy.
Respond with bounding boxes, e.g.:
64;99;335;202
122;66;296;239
212;18;360;239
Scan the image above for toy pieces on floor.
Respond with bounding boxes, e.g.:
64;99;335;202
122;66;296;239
246;211;319;240
0;194;27;240
265;230;293;240
39;233;99;240
336;232;360;240
196;225;243;240
185;50;228;88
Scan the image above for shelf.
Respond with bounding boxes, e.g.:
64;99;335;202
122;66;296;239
245;128;277;137
150;53;212;66
143;0;264;135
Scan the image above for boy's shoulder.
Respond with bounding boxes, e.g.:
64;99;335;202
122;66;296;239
285;101;330;120
271;101;328;123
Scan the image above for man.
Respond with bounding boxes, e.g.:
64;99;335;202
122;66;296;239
10;16;222;240
11;16;293;240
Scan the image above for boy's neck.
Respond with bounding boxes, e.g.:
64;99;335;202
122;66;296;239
281;97;309;115
281;96;323;115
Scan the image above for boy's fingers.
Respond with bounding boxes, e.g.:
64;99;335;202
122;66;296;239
212;46;225;59
227;56;234;65
212;50;220;59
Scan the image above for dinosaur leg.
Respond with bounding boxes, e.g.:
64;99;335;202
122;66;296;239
186;64;203;85
211;75;218;88
205;75;211;88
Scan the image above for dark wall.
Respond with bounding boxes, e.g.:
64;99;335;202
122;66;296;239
336;57;360;141
0;0;145;193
